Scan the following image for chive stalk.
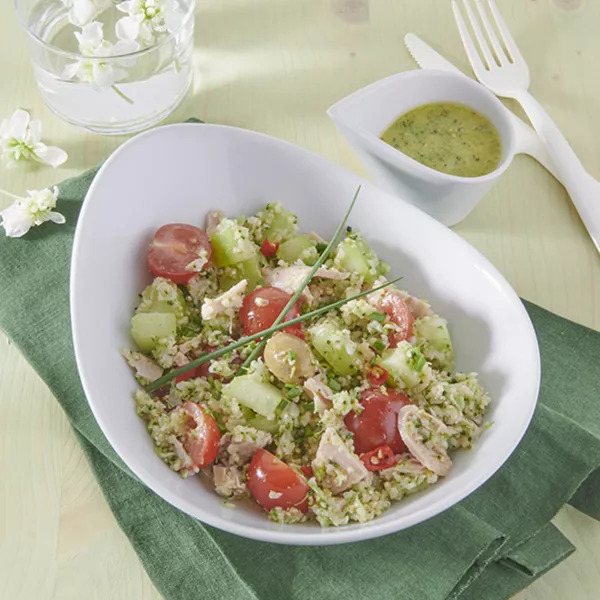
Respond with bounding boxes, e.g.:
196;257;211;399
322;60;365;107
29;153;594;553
237;185;362;374
145;276;402;392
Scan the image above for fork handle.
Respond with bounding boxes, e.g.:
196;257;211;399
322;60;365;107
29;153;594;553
512;89;600;254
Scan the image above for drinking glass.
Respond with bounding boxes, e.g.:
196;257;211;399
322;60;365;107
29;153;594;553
15;0;195;134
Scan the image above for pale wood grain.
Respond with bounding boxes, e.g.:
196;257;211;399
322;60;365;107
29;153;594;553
1;0;599;598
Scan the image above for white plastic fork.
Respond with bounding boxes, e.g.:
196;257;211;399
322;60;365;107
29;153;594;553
452;0;600;254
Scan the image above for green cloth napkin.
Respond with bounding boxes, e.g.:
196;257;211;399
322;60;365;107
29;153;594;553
2;161;600;600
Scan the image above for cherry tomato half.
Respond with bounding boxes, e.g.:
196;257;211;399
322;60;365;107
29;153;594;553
360;445;396;471
239;287;303;338
179;402;220;469
376;291;414;347
247;449;310;513
147;224;212;284
344;389;412;455
366;365;389;387
260;238;279;258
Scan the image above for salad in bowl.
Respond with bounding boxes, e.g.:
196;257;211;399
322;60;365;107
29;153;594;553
123;200;490;527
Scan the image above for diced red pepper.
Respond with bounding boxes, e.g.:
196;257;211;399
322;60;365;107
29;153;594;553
366;365;389;387
360;444;396;471
175;346;217;383
300;465;314;478
261;238;279;258
175;366;203;383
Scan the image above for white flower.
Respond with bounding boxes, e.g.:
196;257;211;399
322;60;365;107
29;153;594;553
61;0;113;27
0;187;65;238
62;21;139;90
116;0;183;45
0;110;68;169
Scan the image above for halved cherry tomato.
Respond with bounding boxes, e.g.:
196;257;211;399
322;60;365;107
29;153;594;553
376;291;414;347
247;449;310;513
147;224;212;284
179;402;220;469
239;287;303;338
300;465;314;478
260;238;279;258
344;389;412;454
367;365;389;387
360;445;396;471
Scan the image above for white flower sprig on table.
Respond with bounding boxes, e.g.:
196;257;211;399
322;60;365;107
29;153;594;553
0;110;68;169
61;0;113;27
62;22;139;101
116;0;183;45
0;187;65;238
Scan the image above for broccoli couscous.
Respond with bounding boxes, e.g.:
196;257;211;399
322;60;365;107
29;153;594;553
123;203;491;527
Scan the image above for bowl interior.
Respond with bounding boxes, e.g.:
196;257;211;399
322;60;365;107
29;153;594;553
71;123;539;545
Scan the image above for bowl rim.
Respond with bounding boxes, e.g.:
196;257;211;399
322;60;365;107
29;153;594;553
70;122;540;545
327;69;517;184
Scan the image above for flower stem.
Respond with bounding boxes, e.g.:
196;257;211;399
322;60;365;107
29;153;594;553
238;185;362;374
0;188;23;202
112;85;134;105
144;275;402;393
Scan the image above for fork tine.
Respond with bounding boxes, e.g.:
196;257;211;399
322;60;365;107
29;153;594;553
461;0;496;70
486;0;525;64
451;0;488;74
474;0;508;65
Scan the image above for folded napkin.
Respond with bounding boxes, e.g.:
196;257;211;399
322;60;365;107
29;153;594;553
1;153;600;600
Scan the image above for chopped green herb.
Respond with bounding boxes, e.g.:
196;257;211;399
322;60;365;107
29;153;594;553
287;387;302;399
328;378;341;392
373;339;386;352
369;312;386;322
410;349;427;372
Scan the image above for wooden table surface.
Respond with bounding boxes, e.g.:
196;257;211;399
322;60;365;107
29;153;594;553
1;0;599;598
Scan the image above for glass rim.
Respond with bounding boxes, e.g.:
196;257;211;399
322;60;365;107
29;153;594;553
13;0;195;60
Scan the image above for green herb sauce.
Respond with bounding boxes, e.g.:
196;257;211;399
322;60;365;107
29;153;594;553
381;102;502;177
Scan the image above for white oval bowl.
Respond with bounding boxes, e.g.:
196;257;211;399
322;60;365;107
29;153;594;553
71;123;540;545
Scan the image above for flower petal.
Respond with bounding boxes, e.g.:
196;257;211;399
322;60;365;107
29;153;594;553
91;63;117;88
5;109;31;140
62;61;81;80
37;145;68;168
115;15;141;42
0;202;33;238
69;0;99;26
28;119;43;144
48;211;66;225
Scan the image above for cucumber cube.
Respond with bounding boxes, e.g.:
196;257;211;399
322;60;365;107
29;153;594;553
376;341;426;389
413;315;454;370
222;375;284;419
276;234;318;265
261;204;298;243
131;312;177;353
136;277;188;325
334;234;387;283
309;320;360;376
218;256;263;291
210;218;257;267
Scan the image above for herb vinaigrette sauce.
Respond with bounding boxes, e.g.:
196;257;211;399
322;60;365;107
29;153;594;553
381;102;502;178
